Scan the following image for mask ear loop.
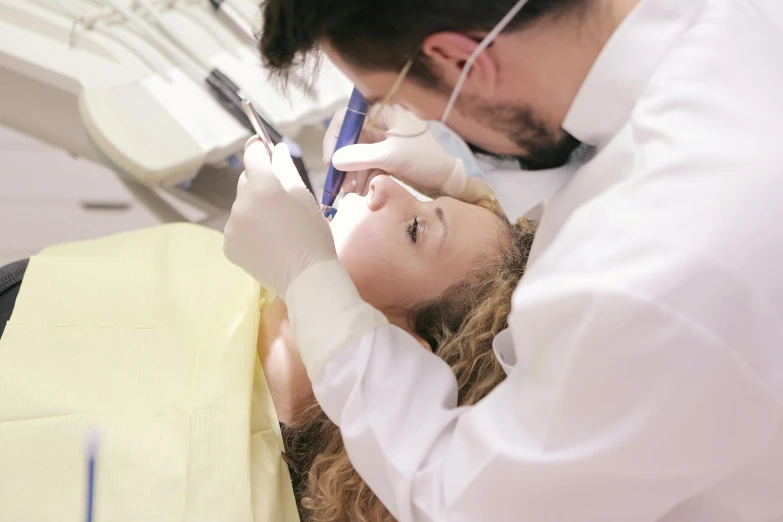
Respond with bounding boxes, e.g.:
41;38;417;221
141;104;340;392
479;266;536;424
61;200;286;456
440;0;531;123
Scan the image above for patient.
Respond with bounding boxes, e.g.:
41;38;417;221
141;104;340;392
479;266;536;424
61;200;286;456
0;175;534;521
261;175;536;521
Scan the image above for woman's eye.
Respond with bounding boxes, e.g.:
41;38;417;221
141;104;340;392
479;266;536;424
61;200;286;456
407;216;419;244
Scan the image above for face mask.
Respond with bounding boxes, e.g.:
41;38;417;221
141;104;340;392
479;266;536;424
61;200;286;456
426;120;486;179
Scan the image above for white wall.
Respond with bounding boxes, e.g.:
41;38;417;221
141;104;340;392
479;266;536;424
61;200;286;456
0;125;160;266
0;124;329;267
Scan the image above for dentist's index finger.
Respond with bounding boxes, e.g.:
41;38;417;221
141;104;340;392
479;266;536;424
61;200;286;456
273;143;319;207
243;139;288;197
331;140;397;173
272;143;306;192
244;139;272;174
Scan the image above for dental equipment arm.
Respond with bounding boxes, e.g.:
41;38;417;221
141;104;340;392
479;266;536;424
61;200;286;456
103;0;315;194
1;0;348;222
321;88;368;217
208;0;256;45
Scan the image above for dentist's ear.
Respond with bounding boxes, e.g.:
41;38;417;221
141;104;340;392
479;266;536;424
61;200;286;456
421;32;498;99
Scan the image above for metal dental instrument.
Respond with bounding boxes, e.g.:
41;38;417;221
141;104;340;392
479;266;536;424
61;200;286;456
93;0;314;195
321;87;369;219
236;97;315;194
241;99;274;158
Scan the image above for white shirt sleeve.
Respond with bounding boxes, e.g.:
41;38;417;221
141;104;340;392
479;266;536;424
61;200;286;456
287;251;782;522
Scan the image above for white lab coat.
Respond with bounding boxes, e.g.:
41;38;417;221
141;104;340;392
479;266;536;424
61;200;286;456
290;0;783;520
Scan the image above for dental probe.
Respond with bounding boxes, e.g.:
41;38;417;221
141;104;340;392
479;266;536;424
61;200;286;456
241;99;274;158
322;88;369;219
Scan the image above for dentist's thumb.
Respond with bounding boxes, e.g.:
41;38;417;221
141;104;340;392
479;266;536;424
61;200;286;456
331;141;399;175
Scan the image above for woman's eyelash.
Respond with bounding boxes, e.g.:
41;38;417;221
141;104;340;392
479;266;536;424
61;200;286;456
407;216;419;244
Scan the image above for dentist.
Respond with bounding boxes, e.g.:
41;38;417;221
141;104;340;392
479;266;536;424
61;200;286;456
224;0;783;520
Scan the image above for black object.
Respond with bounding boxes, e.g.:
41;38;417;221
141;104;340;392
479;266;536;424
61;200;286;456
0;259;27;340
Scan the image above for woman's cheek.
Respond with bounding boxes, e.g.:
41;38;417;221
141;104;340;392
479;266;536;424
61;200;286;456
345;242;407;309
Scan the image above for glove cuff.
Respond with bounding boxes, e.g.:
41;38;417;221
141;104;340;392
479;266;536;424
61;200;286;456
441;160;493;203
285;259;389;377
461;176;494;204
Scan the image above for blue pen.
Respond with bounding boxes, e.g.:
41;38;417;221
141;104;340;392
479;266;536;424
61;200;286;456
85;430;99;522
322;88;369;219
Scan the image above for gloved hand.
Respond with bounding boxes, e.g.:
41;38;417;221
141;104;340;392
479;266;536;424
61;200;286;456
323;104;491;203
224;137;388;378
223;138;336;300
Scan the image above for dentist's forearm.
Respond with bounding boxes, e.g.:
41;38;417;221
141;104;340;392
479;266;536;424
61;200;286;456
285;259;388;378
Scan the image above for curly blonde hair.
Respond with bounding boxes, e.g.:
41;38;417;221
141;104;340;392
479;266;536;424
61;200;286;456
282;202;536;522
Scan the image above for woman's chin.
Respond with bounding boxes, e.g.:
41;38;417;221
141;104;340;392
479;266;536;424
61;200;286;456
329;193;364;227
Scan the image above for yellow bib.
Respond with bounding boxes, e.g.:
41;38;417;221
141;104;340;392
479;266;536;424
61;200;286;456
0;223;298;522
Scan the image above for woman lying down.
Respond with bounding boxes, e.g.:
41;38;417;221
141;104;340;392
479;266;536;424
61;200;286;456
0;175;534;522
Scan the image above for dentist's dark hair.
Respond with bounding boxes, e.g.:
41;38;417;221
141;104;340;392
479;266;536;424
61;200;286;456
259;0;586;88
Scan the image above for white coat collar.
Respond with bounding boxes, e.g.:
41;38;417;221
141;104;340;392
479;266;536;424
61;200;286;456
483;0;705;221
563;0;705;147
481;161;579;221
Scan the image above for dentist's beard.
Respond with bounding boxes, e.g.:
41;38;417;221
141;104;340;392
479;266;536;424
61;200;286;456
464;101;581;170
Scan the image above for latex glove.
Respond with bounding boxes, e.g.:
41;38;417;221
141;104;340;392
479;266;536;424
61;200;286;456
224;137;388;378
223;138;336;299
323;104;491;203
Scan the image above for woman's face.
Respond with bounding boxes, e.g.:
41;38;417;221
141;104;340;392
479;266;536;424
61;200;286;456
330;176;505;318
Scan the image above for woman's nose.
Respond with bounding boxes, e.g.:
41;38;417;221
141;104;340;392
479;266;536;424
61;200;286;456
366;175;407;212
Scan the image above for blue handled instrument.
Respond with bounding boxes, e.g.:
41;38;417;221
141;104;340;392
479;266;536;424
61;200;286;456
322;88;369;219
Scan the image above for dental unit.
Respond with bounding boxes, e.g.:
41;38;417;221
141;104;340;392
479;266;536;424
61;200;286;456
0;0;352;224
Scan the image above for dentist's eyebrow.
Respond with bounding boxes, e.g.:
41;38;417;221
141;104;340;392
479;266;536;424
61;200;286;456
436;207;447;251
